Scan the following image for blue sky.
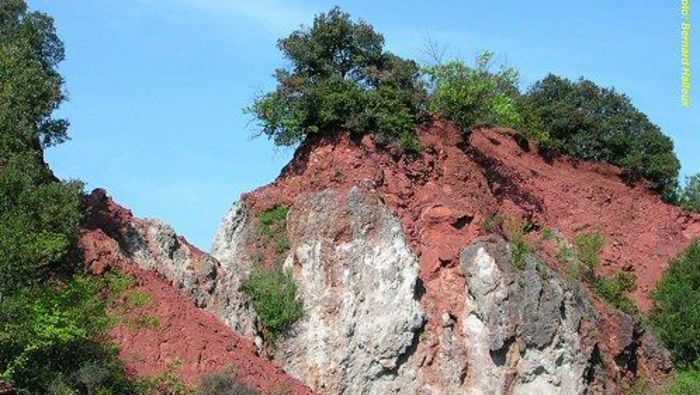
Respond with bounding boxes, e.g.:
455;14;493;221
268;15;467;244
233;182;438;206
31;1;698;249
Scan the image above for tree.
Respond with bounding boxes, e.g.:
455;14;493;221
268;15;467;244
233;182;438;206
519;75;680;193
424;52;522;133
1;0;69;160
1;2;138;392
246;7;426;152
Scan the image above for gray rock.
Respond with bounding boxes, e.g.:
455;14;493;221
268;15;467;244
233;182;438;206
460;238;594;395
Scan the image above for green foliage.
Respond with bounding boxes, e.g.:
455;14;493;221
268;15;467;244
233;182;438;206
0;156;83;295
554;231;637;313
138;359;190;395
259;205;291;254
660;370;700;395
677;174;700;213
593;271;638;315
0;0;69;159
126;290;152;309
500;215;533;270
650;240;700;370
242;265;304;341
424;52;522;133
542;228;557;240
573;232;604;273
520;74;680;193
0;275;138;394
247;7;426;151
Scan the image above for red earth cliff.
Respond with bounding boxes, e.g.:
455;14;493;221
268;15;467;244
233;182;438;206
241;118;697;390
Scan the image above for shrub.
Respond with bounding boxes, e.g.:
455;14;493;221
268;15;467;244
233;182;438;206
650;240;700;370
0;155;83;295
677;173;700;212
554;231;637;313
259;205;291;254
242;264;304;341
424;52;522;133
197;372;258;395
661;370;700;395
138;359;190;395
593;271;638;315
573;231;604;276
520;74;680;193
246;7;426;150
0;276;137;393
501;215;533;270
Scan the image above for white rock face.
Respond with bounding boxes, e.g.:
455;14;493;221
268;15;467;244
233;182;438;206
275;188;426;394
460;240;592;395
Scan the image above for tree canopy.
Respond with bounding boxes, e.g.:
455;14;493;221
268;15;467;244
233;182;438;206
519;75;680;193
246;7;426;151
0;0;69;160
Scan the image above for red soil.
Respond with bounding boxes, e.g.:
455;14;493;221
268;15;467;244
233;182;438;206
246;118;700;312
79;198;312;394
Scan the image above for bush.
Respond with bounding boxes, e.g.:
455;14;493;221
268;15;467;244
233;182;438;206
573;232;604;275
242;264;304;341
0;155;83;296
259;205;290;254
661;370;700;395
197;372;258;395
593;271;638;315
0;275;138;393
520;74;680;193
246;7;426;150
677;173;700;212
500;215;533;270
554;231;637;313
424;52;522;133
650;240;700;370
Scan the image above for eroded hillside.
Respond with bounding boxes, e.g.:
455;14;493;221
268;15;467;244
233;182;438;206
81;119;700;394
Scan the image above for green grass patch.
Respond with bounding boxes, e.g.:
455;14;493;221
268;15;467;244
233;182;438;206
593;271;638;315
126;290;152;309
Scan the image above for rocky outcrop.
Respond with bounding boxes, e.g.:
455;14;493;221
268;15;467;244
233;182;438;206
460;238;598;394
80;190;312;393
213;188;426;394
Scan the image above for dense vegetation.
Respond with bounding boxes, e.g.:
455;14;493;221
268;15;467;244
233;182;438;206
650;240;700;370
675;173;700;212
424;52;522;132
248;8;682;197
243;264;304;341
553;231;638;315
519;75;680;193
647;240;700;393
246;7;426;153
0;1;138;393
